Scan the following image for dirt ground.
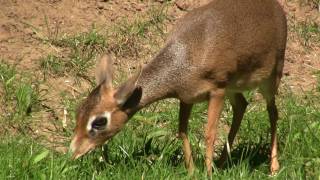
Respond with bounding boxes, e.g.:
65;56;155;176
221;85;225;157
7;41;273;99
0;0;319;152
0;0;319;91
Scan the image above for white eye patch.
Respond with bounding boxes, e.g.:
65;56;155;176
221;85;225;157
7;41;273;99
86;111;112;132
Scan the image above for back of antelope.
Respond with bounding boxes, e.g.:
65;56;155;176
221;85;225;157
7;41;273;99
70;0;287;177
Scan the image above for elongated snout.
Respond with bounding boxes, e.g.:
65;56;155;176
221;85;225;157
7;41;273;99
69;136;95;159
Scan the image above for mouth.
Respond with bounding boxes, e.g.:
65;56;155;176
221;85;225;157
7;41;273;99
70;140;111;160
71;148;93;160
69;137;95;160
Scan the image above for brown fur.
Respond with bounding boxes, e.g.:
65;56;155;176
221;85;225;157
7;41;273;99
71;0;287;176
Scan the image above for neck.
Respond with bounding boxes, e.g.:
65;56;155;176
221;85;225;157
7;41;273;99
127;47;176;116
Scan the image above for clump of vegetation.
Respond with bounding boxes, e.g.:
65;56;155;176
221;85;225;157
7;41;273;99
0;62;43;129
294;20;320;47
40;54;65;77
39;5;169;81
298;0;320;10
107;6;168;58
315;71;320;92
40;28;106;80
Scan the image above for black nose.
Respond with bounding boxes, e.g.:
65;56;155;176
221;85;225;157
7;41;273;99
92;116;107;129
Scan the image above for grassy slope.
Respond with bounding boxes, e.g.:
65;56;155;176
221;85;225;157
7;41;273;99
1;93;320;179
1;2;320;180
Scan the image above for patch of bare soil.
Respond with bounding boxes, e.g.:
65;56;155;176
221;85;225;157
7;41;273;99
282;1;320;92
1;0;319;90
0;0;319;152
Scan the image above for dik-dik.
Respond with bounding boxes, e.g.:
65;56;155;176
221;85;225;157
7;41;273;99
70;0;287;176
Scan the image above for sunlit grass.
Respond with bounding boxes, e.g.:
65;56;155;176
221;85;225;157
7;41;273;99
1;92;320;179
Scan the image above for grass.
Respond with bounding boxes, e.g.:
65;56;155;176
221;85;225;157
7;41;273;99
1;91;320;179
294;20;320;47
298;0;320;9
106;5;168;58
0;62;43;130
39;5;168;82
316;71;320;91
40;54;65;77
289;1;320;48
40;27;106;81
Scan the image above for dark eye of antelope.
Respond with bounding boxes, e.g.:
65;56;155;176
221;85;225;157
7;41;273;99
92;116;107;130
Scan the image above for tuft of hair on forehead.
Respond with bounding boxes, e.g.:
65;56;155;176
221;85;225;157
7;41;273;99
75;84;103;128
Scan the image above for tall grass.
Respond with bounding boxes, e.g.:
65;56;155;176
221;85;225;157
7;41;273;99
0;63;43;129
1;92;320;179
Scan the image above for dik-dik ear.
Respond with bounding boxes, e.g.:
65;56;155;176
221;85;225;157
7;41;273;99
95;54;113;88
114;68;142;109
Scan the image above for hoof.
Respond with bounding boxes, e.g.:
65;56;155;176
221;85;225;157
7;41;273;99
270;160;280;176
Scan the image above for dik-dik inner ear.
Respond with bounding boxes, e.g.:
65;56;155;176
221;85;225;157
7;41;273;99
95;54;113;89
114;69;142;109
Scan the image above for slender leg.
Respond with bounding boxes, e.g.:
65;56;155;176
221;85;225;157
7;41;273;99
260;74;281;175
205;91;225;177
218;93;248;167
178;102;194;174
266;97;280;175
257;50;283;175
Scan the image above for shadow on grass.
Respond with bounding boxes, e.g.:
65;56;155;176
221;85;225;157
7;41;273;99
217;142;270;171
96;138;185;168
82;138;271;176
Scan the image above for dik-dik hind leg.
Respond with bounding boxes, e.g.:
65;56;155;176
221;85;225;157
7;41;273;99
218;93;248;167
178;102;194;174
205;90;225;177
260;76;281;175
266;96;280;175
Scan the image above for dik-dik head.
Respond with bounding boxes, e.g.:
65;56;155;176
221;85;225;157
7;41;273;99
70;55;142;159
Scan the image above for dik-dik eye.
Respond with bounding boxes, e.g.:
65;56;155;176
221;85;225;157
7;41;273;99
92;116;108;130
86;112;111;136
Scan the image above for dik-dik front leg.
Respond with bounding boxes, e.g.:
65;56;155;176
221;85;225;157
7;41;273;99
178;102;194;174
205;90;225;177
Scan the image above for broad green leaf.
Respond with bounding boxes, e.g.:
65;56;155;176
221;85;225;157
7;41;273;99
33;150;49;164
